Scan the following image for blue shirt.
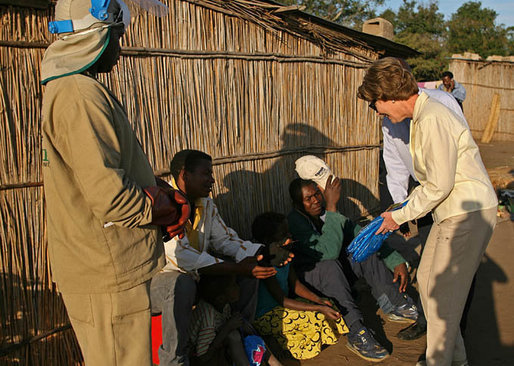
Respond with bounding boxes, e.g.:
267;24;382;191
255;264;290;318
438;80;466;102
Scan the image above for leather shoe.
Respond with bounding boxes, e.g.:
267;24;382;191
396;321;426;340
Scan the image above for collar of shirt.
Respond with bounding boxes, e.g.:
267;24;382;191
412;92;429;126
170;177;205;251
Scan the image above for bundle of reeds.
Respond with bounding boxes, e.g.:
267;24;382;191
450;57;514;142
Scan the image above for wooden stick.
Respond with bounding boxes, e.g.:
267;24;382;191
0;324;72;356
120;47;370;67
0;182;44;190
481;93;501;143
0;40;49;48
0;0;50;9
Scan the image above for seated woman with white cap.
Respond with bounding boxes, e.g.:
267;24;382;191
287;155;418;362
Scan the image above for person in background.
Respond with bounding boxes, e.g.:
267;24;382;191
438;71;466;111
358;57;497;366
40;1;189;365
251;212;348;361
151;149;291;366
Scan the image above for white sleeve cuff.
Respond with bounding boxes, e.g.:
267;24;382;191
235;242;263;263
194;251;224;270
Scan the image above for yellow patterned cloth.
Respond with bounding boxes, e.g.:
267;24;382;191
253;305;348;360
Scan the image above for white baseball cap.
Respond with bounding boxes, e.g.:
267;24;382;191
295;155;333;189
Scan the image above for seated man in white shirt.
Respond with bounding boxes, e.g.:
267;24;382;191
150;149;288;366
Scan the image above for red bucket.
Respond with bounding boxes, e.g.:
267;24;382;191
151;314;163;365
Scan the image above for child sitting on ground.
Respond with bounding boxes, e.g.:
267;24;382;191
189;274;281;366
251;212;349;360
189;274;248;366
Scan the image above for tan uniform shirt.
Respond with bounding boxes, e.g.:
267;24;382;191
41;74;165;293
392;92;497;225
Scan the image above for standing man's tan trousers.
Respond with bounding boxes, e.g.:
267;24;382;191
62;281;153;366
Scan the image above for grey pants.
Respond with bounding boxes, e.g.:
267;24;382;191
150;271;196;366
150;271;259;366
297;253;410;331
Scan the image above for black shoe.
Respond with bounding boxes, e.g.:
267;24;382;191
396;321;427;340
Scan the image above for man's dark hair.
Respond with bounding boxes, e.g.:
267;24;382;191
288;178;316;209
198;274;234;305
442;71;454;79
170;149;212;180
252;212;288;245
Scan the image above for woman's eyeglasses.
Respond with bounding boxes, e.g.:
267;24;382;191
369;100;377;112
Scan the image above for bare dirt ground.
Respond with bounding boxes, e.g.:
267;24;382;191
284;141;514;366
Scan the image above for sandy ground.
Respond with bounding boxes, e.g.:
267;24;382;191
283;141;514;366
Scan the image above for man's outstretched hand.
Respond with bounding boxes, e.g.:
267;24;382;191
256;238;295;267
239;256;277;279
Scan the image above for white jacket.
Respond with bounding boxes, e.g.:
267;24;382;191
161;197;262;275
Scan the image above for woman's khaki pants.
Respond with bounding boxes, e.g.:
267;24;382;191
418;207;496;366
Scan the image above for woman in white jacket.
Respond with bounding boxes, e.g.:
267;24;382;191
357;57;497;366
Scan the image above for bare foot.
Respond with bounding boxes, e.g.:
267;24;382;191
267;353;283;366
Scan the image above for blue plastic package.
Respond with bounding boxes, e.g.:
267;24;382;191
347;201;408;262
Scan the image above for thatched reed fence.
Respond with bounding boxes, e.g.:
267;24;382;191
1;0;416;364
449;56;514;142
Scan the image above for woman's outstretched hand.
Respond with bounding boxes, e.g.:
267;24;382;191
375;211;400;235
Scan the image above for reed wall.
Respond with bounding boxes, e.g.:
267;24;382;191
450;57;514;142
0;1;381;364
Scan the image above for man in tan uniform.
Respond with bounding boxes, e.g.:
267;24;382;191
40;1;188;365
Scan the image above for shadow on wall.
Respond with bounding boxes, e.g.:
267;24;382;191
0;273;82;365
214;123;380;239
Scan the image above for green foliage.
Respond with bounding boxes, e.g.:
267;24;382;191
379;9;396;24
394;0;445;36
509;27;514;54
280;0;384;28
280;0;513;79
380;0;448;81
447;1;511;57
396;34;449;81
